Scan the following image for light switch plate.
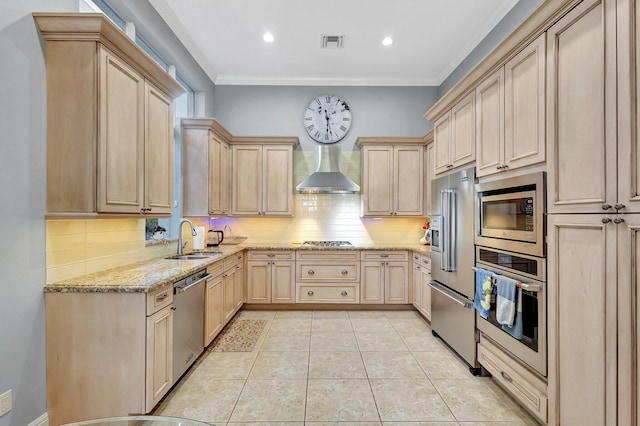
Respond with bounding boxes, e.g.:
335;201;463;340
0;389;11;416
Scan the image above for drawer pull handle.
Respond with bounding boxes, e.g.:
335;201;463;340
308;270;315;275
156;294;168;302
341;291;348;296
501;371;513;383
341;270;348;275
267;254;275;257
380;254;389;258
307;290;314;296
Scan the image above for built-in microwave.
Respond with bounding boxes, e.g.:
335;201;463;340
475;172;546;256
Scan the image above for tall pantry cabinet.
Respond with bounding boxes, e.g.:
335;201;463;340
546;0;640;424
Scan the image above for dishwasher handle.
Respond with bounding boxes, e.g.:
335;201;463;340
428;281;473;309
174;273;210;294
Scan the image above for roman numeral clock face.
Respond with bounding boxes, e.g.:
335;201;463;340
303;95;352;144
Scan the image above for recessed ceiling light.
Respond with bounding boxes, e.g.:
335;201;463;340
382;37;393;46
263;32;274;43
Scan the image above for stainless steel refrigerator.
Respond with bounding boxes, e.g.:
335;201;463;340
429;166;479;373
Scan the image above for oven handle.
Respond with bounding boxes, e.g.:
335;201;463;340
428;281;473;308
471;267;542;293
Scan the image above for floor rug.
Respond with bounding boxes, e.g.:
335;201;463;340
207;318;267;352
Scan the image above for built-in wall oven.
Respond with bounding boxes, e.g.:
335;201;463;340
475;172;546;256
475;246;546;376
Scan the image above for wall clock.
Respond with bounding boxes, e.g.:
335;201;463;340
303;94;352;143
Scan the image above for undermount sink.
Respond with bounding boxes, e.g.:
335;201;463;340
165;252;223;260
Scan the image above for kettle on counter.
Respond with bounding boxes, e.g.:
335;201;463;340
206;229;224;247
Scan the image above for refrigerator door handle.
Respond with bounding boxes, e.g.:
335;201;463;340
429;281;473;309
441;190;456;272
441;191;449;271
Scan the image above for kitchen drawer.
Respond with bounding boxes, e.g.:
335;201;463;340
223;254;237;271
361;250;408;261
412;252;422;262
296;284;359;303
296;250;360;261
146;284;173;315
478;335;548;423
248;250;295;261
420;254;431;271
207;260;224;277
296;261;360;282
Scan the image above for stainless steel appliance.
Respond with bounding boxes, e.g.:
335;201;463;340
172;269;209;384
301;240;353;247
475;172;546;256
475;246;547;376
429;167;479;373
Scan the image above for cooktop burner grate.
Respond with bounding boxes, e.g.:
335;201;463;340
301;240;353;247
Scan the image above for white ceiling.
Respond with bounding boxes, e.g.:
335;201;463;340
149;0;519;86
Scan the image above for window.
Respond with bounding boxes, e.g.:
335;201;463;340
79;0;126;31
175;75;195;118
135;35;169;71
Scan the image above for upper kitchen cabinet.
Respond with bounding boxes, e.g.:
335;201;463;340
182;119;232;216
433;92;476;175
357;137;425;217
230;137;298;217
546;0;621;214
424;131;435;216
476;34;545;178
34;13;185;217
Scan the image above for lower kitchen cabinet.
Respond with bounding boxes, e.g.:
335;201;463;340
222;266;237;322
412;251;431;321
45;284;174;425
295;250;361;303
204;273;224;346
360;251;409;304
246;251;295;303
204;253;244;346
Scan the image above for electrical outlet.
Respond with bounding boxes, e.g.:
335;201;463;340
0;389;11;416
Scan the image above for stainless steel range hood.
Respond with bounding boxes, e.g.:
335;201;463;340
296;145;360;194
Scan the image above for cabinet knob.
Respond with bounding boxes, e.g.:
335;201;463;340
341;291;348;296
502;165;509;169
496;165;503;170
614;217;625;224
308;270;315;275
307;290;314;296
601;217;612;224
341;270;348;275
615;203;626;211
601;203;612;210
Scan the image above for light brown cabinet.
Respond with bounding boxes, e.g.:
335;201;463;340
44;284;174;425
34;13;184;217
433;92;476;175
204;253;244;346
360;251;409;304
476;34;545;178
295;250;360;304
182;119;232;216
411;252;431;321
424;132;435;216
204;272;224;346
230;139;298;217
357;138;425;217
246;251;296;303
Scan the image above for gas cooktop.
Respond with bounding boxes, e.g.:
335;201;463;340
301;240;353;247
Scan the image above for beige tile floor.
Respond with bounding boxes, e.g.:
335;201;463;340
156;310;539;425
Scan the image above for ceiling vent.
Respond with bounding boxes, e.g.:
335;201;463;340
321;35;344;49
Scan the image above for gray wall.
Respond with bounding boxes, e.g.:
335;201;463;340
0;2;77;425
211;86;438;152
438;0;543;98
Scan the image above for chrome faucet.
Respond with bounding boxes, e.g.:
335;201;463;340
177;219;197;255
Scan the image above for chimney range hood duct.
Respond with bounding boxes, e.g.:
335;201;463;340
296;145;360;194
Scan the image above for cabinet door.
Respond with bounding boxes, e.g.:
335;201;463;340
231;145;262;215
384;261;409;304
246;260;270;303
271;261;295;303
420;268;432;321
412;263;421;309
547;213;617;426
223;268;236;322
394;146;424;216
144;82;173;215
262;145;294;216
425;142;435;215
208;133;224;215
234;262;244;310
617;0;640;213
182;127;209;216
451;92;476;169
360;262;385;304
362;146;393;216
221;142;230;214
204;275;223;346
145;304;173;411
475;67;505;178
433;112;452;174
504;33;545;172
547;0;617;213
98;47;144;213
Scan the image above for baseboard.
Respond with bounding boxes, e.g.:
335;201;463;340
29;412;48;426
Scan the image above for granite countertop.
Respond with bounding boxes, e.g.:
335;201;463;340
44;243;431;294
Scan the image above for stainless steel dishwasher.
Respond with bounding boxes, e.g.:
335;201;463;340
172;269;209;385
